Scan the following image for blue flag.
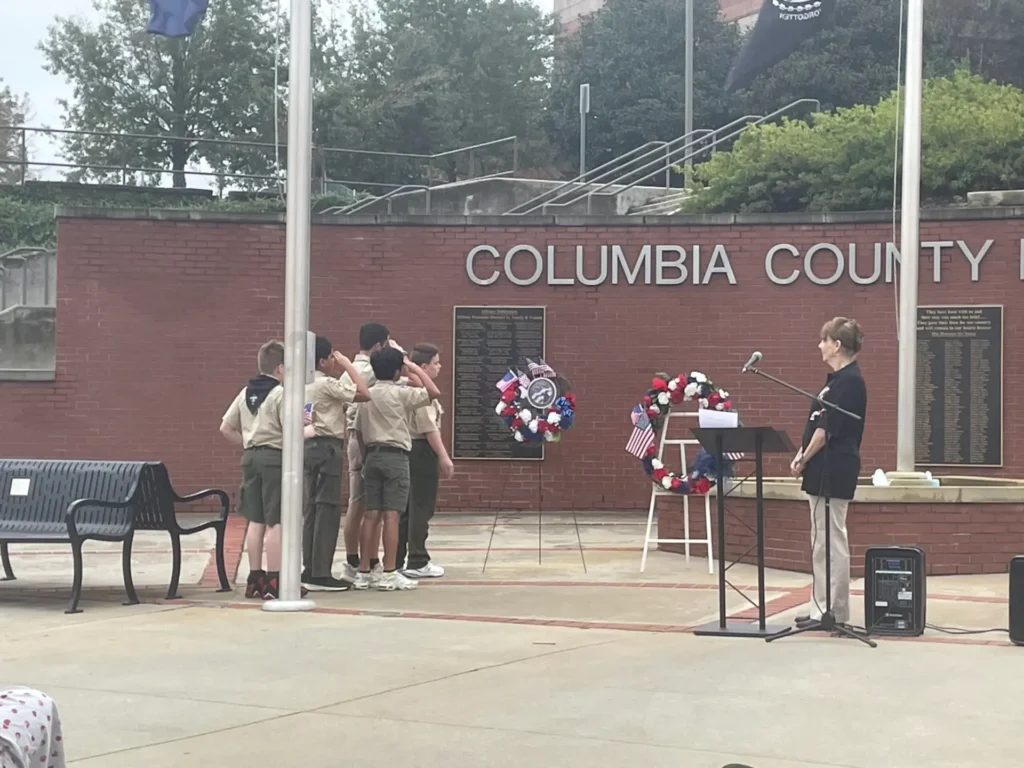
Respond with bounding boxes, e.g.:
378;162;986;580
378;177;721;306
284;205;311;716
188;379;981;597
147;0;210;38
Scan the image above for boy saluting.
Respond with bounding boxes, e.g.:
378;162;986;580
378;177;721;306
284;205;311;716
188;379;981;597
302;336;371;591
354;342;441;590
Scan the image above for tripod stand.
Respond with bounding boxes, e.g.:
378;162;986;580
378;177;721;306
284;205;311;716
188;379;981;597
745;363;876;648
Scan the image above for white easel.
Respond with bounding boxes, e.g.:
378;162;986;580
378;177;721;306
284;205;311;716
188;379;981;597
640;411;714;574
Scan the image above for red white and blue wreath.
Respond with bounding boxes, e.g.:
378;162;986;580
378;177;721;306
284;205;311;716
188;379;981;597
624;371;737;495
494;358;576;443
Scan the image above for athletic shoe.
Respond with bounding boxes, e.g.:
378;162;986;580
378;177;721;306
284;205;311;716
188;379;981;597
245;570;267;599
403;562;445;579
304;576;352;592
376;571;418;591
343;563;359;582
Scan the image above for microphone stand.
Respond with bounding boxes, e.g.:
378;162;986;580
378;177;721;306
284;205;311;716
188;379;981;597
744;363;876;648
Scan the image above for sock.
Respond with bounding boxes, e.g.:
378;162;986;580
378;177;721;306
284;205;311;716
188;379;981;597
370;558;380;568
384;568;395;574
347;554;360;568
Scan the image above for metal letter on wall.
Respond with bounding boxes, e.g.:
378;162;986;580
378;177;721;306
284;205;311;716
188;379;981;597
916;305;1003;467
451;305;546;460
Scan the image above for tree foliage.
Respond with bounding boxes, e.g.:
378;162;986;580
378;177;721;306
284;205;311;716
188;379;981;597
0;80;31;185
684;70;1024;213
40;0;281;188
547;0;743;173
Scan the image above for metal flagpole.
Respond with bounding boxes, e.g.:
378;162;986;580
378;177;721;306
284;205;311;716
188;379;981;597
683;0;694;187
265;0;316;613
893;0;925;478
579;83;590;178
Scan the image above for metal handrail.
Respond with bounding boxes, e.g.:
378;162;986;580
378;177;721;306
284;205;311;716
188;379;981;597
543;99;820;215
322;185;430;215
541;118;761;214
0;249;56;312
505;133;711;216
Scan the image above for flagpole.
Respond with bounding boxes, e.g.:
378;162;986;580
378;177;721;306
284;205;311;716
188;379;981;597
265;0;316;613
684;0;694;186
892;0;926;479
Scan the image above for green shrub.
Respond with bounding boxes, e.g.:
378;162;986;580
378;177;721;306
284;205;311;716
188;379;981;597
684;70;1024;213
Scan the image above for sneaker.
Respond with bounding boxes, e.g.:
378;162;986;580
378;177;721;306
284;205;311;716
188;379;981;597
304;576;352;592
245;570;267;599
376;571;418;591
262;573;309;600
403;562;445;579
343;563;359;582
368;566;383;589
353;571;372;590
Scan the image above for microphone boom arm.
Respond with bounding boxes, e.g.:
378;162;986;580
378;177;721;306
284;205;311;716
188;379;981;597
746;365;862;421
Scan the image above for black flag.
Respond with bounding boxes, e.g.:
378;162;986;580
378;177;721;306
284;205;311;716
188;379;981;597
725;0;836;93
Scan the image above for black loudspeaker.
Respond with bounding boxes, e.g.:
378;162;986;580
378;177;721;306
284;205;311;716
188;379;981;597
864;546;926;636
1009;556;1024;646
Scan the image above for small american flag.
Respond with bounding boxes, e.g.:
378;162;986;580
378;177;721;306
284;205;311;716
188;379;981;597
495;371;517;392
516;369;531;388
625;405;655;458
526;358;556;378
725;452;745;461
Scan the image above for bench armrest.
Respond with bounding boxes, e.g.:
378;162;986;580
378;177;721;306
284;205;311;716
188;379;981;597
173;488;230;534
65;497;134;538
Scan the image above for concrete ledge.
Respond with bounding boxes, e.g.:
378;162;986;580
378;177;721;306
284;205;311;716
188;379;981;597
967;189;1024;207
0;368;56;382
53;205;1024;227
723;476;1024;504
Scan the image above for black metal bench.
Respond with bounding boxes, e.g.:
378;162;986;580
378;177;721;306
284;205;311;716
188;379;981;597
0;460;232;613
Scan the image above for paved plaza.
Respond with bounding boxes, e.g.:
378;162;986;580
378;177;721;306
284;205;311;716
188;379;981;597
1;512;1020;766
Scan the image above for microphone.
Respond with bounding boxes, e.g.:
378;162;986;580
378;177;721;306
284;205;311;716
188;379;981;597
741;351;762;373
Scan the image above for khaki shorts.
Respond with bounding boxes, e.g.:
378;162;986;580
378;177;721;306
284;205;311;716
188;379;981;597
347;432;364;505
362;446;410;513
241;446;282;526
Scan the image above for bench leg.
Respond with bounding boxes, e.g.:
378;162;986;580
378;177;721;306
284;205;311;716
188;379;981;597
214;521;231;593
122;532;140;607
1;542;14;581
66;540;85;614
166;532;182;600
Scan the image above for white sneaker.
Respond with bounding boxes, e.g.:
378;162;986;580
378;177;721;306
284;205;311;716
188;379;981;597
376;571;418;591
343;563;358;582
403;562;445;579
353;571;372;590
368;565;383;589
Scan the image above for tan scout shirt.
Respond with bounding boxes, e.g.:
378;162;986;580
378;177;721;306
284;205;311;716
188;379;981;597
222;387;265;448
249;386;286;450
409;399;444;440
340;353;375;433
355;380;432;452
306;371;356;440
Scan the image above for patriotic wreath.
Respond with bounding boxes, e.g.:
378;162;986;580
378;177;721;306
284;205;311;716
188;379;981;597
626;371;735;495
494;359;576;444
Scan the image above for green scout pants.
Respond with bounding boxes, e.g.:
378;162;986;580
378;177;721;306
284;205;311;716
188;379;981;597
397;439;439;570
241;447;283;526
302;436;344;578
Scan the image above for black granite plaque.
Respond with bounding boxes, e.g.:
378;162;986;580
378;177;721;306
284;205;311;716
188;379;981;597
452;306;546;460
916;305;1002;467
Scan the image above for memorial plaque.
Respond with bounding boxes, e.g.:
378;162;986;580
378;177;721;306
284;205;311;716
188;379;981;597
916;305;1003;467
452;306;546;460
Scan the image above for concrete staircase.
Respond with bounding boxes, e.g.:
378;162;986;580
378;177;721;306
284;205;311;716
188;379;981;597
627;190;691;216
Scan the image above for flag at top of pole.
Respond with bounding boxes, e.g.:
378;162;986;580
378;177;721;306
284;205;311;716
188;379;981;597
724;0;835;93
146;0;210;37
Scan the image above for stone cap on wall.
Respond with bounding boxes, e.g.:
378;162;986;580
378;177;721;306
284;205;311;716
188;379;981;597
53;205;1024;228
724;476;1024;503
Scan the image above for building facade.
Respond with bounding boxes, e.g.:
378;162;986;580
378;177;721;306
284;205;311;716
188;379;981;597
554;0;760;35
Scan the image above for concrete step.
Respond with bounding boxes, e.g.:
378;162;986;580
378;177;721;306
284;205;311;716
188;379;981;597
629;191;690;216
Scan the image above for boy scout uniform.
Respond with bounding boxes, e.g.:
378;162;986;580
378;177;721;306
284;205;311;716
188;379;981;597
397;399;444;571
303;371;358;579
339;353;375;506
244;386;286;527
222;377;280;520
355;380;432;513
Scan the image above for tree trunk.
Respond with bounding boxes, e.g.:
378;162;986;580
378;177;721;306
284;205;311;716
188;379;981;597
171;140;188;188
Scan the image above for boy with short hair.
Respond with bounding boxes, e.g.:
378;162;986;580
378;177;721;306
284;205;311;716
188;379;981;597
219;340;285;599
339;322;391;581
302;335;371;592
354;346;441;591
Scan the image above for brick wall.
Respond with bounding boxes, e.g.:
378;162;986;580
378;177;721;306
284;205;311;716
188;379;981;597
2;210;1023;515
658;497;1024;576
